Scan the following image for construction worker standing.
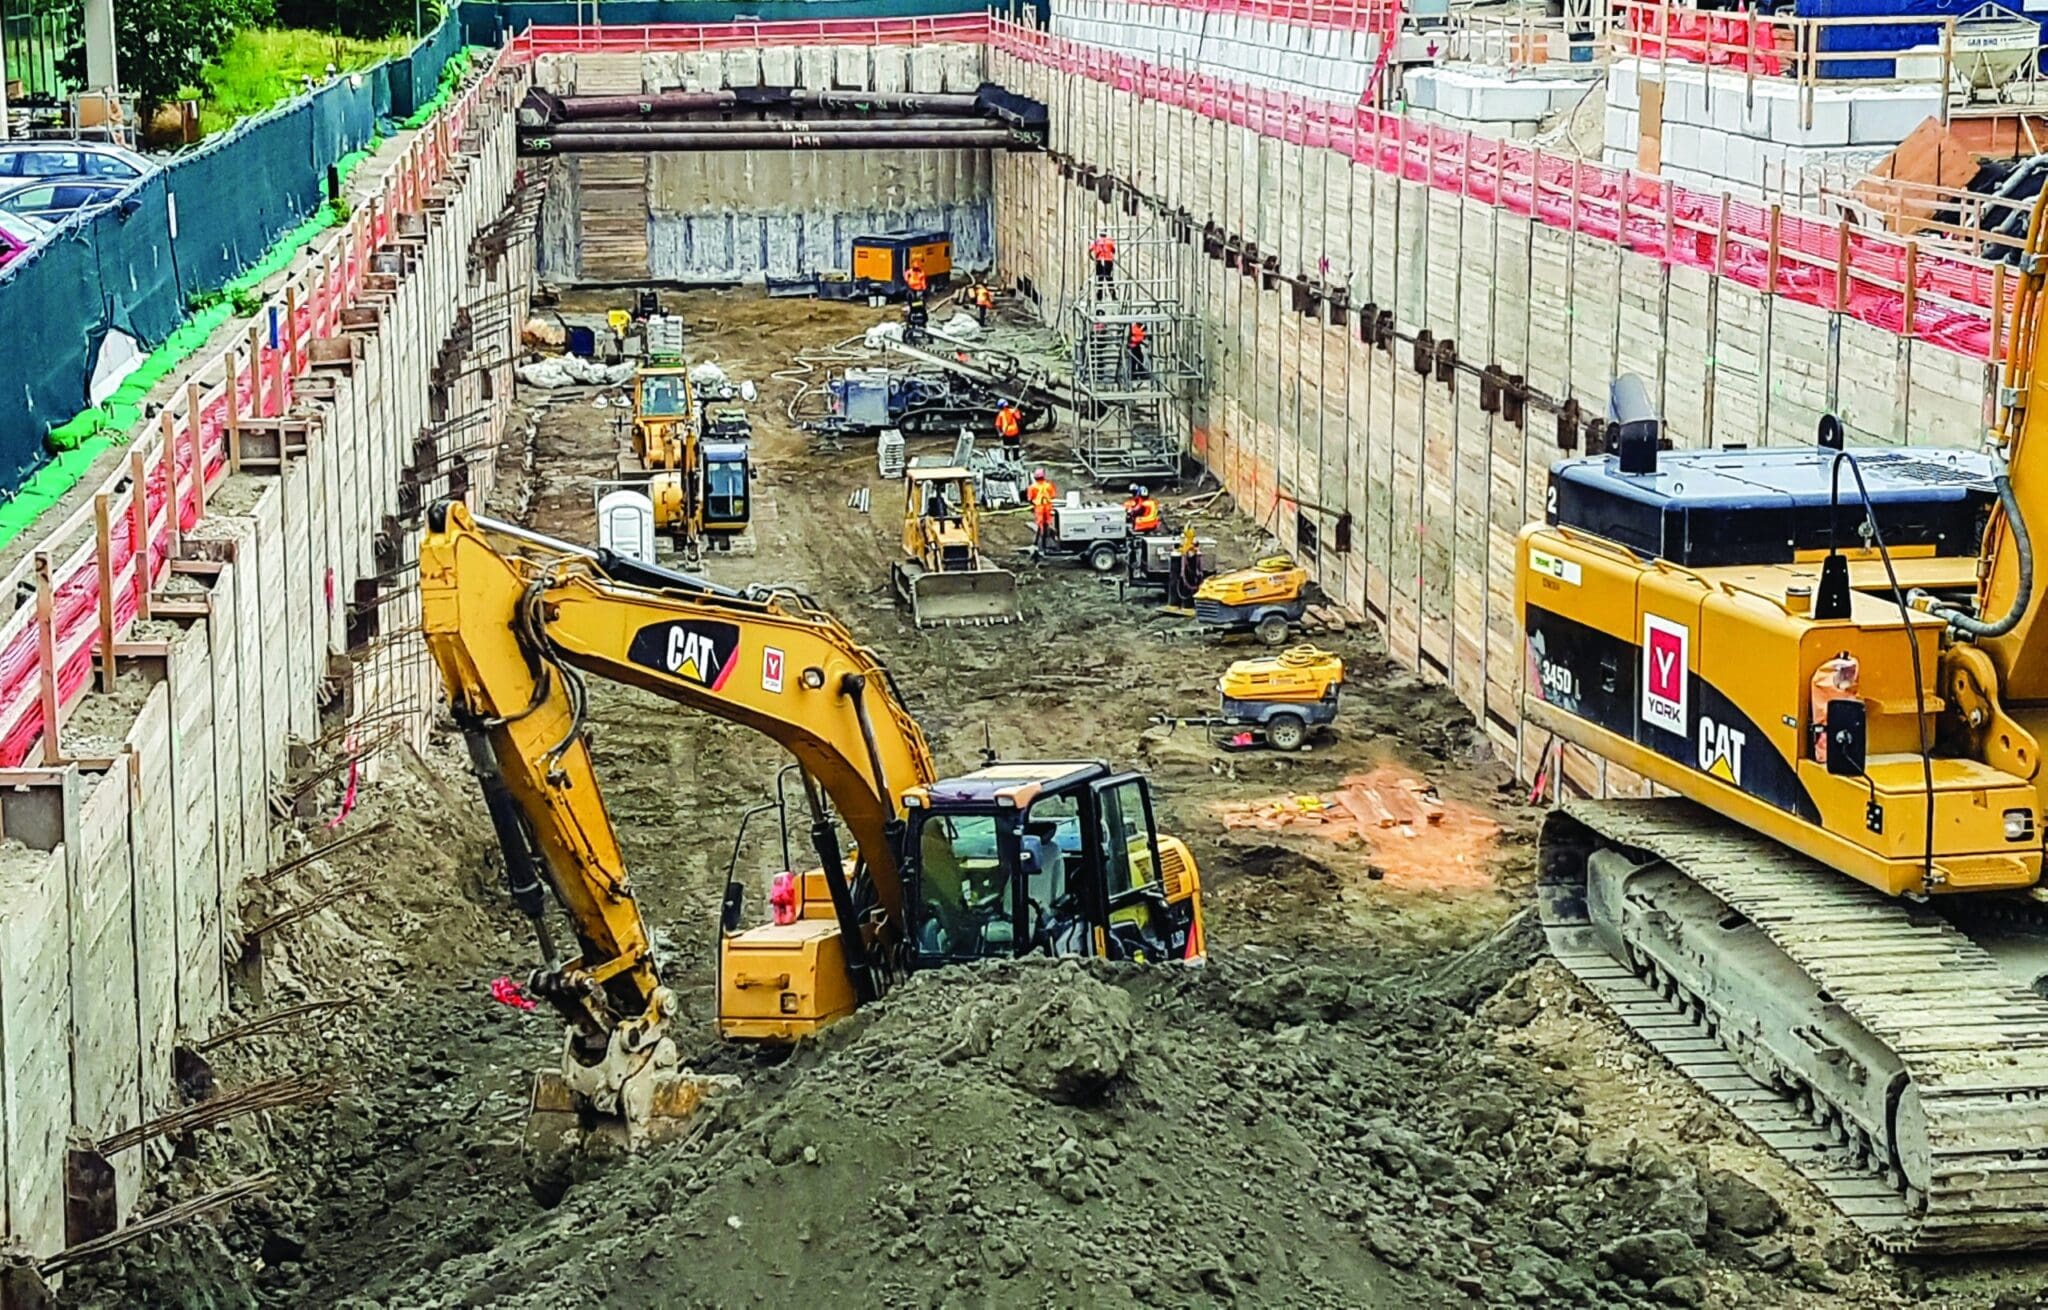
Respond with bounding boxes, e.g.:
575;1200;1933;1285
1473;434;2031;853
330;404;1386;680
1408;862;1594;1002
1026;467;1059;552
1126;484;1162;534
1126;320;1149;383
970;279;995;325
994;399;1024;456
905;255;929;303
1089;230;1117;297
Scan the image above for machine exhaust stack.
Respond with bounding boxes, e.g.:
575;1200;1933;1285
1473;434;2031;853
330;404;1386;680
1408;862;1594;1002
1610;374;1662;476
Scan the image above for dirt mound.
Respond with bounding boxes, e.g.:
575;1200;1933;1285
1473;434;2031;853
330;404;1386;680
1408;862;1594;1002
363;953;1825;1310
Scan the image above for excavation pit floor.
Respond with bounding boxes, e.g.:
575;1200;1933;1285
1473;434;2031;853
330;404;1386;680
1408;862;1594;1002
63;290;2048;1309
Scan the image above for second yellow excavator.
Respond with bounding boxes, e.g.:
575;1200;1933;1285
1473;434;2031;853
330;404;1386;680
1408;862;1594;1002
420;501;1203;1145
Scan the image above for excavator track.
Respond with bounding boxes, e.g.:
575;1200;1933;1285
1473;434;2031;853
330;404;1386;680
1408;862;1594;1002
1542;797;2048;1253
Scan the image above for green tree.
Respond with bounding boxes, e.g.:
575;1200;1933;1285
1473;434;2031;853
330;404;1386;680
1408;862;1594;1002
274;0;440;40
59;0;275;116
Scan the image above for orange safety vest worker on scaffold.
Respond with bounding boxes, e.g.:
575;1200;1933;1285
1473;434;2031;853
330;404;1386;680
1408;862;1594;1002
1027;468;1059;550
1089;232;1116;294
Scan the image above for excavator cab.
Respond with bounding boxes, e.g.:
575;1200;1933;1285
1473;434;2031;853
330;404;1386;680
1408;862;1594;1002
630;365;693;472
899;762;1204;966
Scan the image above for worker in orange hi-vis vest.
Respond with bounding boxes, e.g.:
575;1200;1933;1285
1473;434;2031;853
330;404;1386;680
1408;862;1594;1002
970;279;995;325
1126;320;1149;383
994;400;1024;456
1088;231;1116;296
1026;468;1059;552
905;255;929;302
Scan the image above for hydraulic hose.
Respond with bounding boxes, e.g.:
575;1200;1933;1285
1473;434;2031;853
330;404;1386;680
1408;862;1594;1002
1931;474;2033;640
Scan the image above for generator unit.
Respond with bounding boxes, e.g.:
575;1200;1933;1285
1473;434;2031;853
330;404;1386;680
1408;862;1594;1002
1039;503;1132;572
852;231;952;299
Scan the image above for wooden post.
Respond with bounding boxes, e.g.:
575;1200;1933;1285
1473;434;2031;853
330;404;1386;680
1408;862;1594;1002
1765;204;1782;293
1663;177;1676;255
1992;261;2009;364
1715;192;1731;277
1836;219;1852;314
225;348;244;474
1901;241;1919;339
186;381;208;518
33;553;59;766
1531;144;1545;218
127;449;151;620
160;411;183;556
285;285;301;388
1568;158;1582;235
94;495;117;693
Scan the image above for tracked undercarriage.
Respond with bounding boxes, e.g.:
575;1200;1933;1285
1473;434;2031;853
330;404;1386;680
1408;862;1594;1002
1542;798;2048;1254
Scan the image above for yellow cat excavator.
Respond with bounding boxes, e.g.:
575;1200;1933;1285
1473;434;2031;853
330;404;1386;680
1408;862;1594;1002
1515;197;2048;1252
420;501;1203;1147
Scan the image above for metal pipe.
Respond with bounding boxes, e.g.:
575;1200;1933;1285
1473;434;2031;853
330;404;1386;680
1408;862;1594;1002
551;89;983;119
521;129;1022;154
546;117;1006;136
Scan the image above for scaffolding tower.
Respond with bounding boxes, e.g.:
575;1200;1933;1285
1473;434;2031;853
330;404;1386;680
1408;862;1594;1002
1065;218;1203;482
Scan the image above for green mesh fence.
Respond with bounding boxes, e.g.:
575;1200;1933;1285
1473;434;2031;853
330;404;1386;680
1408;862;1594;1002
0;12;469;514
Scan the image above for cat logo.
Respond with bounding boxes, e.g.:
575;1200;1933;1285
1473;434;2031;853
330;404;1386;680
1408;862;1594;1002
624;619;741;691
1697;715;1746;786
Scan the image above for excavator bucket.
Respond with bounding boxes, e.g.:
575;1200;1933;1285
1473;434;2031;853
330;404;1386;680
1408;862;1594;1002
893;560;1020;627
523;1067;735;1156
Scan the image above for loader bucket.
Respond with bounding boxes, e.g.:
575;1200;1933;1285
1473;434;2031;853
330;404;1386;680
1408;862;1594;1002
894;561;1020;627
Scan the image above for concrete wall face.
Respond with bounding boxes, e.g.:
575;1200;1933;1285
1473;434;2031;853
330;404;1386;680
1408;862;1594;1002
991;44;1993;794
0;82;533;1263
539;46;995;285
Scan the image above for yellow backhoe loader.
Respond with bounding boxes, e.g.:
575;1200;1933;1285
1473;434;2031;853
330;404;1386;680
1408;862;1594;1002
1513;194;2048;1253
622;363;751;561
420;502;1202;1147
892;463;1020;626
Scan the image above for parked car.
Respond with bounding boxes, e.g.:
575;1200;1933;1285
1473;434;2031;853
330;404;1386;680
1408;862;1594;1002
0;141;153;181
0;175;131;224
0;212;53;270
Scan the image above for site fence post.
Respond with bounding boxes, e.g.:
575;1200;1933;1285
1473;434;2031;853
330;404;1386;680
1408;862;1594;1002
1715;191;1730;278
33;553;58;765
160;412;183;557
127;449;151;622
186;382;208;521
1835;219;1851;314
94;495;117;693
226;349;244;475
1766;204;1782;294
1902;241;1919;338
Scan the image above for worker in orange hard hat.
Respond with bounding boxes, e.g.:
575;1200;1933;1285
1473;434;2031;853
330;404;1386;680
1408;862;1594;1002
994;399;1024;455
905;255;929;302
970;279;996;325
1026;467;1059;553
1126;319;1149;383
1088;230;1116;298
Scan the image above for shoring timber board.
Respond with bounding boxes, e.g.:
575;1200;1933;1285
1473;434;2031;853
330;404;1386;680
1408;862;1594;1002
125;683;176;1113
0;784;74;1261
70;770;141;1212
168;623;223;1029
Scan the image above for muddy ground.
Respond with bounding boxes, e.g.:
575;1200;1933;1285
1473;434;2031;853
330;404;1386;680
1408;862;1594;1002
64;290;2048;1308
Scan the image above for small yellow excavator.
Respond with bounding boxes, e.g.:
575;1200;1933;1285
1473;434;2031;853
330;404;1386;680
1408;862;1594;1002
1195;555;1311;645
622;363;751;560
893;463;1020;626
420;502;1202;1147
1513;193;2048;1252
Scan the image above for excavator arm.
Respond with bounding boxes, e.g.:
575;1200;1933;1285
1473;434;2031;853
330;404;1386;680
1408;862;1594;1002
418;500;937;1137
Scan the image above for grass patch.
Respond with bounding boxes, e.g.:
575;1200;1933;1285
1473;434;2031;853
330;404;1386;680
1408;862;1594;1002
185;28;414;136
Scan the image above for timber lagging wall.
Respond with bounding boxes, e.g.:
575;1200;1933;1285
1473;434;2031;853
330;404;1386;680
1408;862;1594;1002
989;41;1992;795
0;68;533;1265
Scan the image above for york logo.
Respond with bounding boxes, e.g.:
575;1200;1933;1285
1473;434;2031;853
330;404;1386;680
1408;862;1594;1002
1640;615;1689;737
1697;715;1746;785
625;619;740;692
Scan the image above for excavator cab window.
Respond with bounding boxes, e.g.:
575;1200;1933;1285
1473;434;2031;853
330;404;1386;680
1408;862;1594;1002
1088;774;1176;963
1020;794;1090;956
641;375;688;416
703;454;747;527
911;812;1023;962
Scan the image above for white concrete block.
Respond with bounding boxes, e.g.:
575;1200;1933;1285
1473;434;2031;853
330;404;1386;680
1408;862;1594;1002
1770;89;1851;147
833;45;870;91
1664;121;1702;170
798;45;834;91
760;47;797;88
723;49;761;89
1696;126;1727;180
908;46;946;94
1606;104;1630;149
1849;88;1940;145
681;50;722;93
1609;57;1638;111
1404;68;1439;111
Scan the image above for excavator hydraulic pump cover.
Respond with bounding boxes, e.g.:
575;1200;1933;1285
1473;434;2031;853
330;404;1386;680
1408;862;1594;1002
720;920;859;1042
1548;446;1996;568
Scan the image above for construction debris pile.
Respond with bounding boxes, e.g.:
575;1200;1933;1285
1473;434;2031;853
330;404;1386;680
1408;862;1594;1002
360;955;1861;1309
